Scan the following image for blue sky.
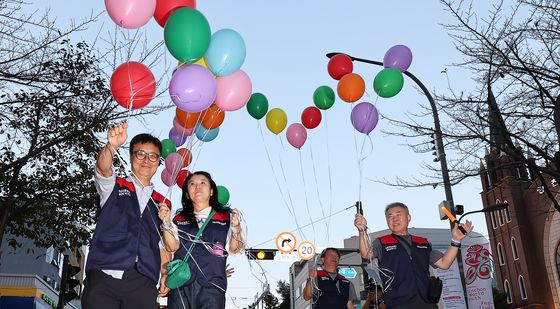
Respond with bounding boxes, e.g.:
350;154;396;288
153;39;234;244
43;0;494;307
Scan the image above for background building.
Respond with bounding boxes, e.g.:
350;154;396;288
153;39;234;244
0;235;82;308
481;133;560;307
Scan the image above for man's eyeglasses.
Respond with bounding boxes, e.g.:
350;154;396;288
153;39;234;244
132;150;161;163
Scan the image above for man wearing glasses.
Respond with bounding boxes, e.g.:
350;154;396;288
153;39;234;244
82;123;172;309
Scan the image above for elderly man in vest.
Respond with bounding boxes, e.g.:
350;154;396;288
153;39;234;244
354;202;473;309
82;123;171;309
303;247;359;308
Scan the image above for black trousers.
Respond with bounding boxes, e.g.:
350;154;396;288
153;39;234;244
81;268;158;309
167;280;225;309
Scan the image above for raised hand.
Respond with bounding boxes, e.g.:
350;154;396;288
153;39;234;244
354;213;368;231
107;122;128;149
452;220;473;241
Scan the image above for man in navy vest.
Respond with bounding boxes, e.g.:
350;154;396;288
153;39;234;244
354;202;473;309
303;248;358;308
82;123;171;309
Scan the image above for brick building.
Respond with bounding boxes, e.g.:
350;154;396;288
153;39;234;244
479;84;560;307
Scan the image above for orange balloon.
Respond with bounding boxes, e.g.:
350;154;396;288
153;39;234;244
176;108;201;129
337;73;365;103
201;104;225;129
177;148;193;167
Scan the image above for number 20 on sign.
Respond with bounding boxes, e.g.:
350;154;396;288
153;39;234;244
297;241;316;260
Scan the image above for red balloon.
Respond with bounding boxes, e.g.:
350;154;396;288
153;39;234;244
301;106;322;129
110;62;156;110
327;54;353;80
154;0;196;27
176;169;190;189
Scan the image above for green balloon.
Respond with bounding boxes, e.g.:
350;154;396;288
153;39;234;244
373;68;404;98
246;93;269;120
164;8;211;63
313;85;335;110
161;139;177;159
217;185;230;205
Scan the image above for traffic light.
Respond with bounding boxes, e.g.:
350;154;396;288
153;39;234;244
431;133;441;162
246;249;276;260
65;264;80;303
59;255;81;307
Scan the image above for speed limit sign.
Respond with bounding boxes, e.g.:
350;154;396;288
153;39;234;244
297;241;316;260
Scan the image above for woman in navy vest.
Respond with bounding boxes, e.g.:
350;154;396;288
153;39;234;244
158;171;244;309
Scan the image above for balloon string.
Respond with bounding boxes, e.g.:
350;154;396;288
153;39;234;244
324;111;334;245
308;140;329;243
350;103;362;200
276;134;307;240
299;149;315;244
257;122;306;241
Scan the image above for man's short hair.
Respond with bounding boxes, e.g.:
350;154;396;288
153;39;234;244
129;133;162;155
384;202;409;215
320;247;340;258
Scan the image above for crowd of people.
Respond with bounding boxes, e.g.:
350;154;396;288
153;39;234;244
82;125;473;309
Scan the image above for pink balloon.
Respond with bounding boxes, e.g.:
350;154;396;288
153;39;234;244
215;70;252;111
161;168;175;186
105;0;156;29
286;123;307;149
173;117;194;137
165;152;183;172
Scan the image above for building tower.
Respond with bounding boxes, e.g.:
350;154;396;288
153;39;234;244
480;82;560;307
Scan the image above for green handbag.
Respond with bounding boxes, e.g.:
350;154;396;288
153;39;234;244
165;210;216;289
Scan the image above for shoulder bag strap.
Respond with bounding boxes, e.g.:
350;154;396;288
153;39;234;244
182;209;216;262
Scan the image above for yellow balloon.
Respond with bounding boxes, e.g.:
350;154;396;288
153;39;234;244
176;57;211;71
193;57;209;69
266;108;288;135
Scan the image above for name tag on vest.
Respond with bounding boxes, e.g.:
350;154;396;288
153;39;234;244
176;221;190;226
118;189;131;197
416;245;428;249
212;221;227;226
385;244;397;252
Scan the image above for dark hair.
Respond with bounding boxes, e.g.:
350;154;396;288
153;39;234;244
384;202;409;215
129;133;162;156
320;247;340;258
179;171;228;222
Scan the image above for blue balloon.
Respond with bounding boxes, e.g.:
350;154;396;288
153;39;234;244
205;29;246;76
195;123;220;142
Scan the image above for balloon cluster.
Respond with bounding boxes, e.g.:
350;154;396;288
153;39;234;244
106;0;199;110
162;4;253;186
325;45;413;135
105;0;253;193
244;84;335;150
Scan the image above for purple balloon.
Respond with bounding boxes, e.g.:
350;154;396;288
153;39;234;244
351;102;379;134
383;45;413;72
169;64;216;112
169;128;188;147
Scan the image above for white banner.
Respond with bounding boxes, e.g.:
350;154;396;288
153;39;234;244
431;253;467;308
461;237;495;309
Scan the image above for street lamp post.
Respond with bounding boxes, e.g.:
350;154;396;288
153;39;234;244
326;52;456;217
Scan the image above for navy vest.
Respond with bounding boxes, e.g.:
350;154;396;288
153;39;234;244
312;269;350;309
172;210;230;290
86;177;171;283
378;234;431;307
